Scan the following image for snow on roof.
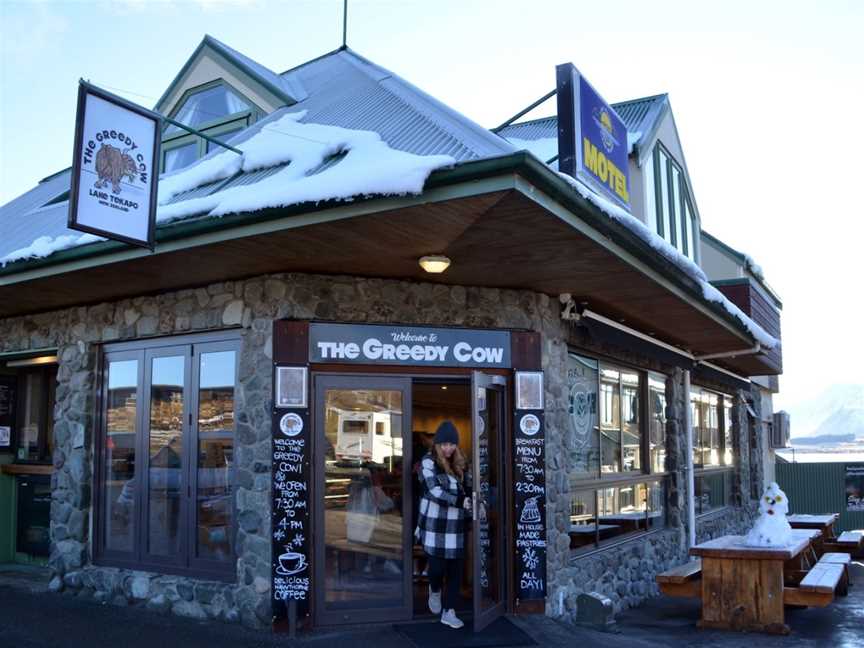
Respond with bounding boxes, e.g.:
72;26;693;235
157;110;454;222
1;232;104;267
556;171;779;350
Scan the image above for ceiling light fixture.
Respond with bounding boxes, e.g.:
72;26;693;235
418;255;451;274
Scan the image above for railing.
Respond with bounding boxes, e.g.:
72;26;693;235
776;462;864;533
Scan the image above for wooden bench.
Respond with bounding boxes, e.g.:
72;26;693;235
823;531;863;556
656;560;701;599
783;559;845;607
821;552;852;595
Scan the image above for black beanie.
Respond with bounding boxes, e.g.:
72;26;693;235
433;420;459;446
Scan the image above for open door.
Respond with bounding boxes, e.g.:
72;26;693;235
471;371;507;632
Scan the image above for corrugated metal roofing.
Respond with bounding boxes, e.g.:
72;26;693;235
1;46;520;261
497;94;668;146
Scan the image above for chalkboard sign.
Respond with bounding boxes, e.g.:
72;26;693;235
271;384;311;625
513;410;546;600
0;376;16;450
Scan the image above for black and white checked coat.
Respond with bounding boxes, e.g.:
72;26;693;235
414;453;470;559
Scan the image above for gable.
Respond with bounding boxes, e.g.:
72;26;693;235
156;42;288;119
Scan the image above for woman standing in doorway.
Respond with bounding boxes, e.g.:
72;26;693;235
415;420;471;629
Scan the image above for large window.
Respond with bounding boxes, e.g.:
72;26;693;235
96;333;239;579
566;353;668;554
161;82;257;174
652;143;698;263
690;387;735;515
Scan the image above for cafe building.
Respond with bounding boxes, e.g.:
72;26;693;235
0;35;782;631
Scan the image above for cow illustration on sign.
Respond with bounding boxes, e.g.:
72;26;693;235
94;144;137;194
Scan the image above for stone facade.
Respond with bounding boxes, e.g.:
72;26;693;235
0;270;766;629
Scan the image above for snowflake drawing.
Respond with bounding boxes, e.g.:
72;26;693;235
522;547;539;570
273;529;286;541
292;534;305;547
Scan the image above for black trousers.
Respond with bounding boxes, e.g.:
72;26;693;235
428;556;463;611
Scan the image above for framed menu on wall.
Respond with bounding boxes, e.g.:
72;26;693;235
0;376;16;450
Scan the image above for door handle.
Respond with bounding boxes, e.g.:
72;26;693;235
472;491;478;521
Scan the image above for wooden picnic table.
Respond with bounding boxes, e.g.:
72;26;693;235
787;514;839;556
689;528;820;634
788;513;838;538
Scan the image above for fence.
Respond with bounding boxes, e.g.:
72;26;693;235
776;461;864;533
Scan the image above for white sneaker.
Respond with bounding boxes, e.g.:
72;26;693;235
440;608;464;629
428;586;442;614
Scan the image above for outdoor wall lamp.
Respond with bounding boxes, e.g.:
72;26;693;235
418;255;451;273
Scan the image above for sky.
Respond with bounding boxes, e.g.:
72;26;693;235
1;0;862;413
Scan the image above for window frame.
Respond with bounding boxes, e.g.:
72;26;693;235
690;386;736;516
567;351;665;486
14;364;58;464
160;79;263;174
93;331;241;581
652;141;698;262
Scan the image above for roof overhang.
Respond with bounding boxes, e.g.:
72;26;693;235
0;152;780;377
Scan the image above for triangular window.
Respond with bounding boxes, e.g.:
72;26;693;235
165;84;250;136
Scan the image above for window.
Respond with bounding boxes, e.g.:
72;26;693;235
652;143;698;262
691;387;735;515
648;374;666;473
161;82;257;174
14;365;58;463
566;353;668;554
96;333;239;579
165;85;249;135
570;480;666;552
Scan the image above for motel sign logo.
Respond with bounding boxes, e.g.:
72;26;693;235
556;63;631;210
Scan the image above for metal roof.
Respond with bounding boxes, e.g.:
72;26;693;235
497;93;669;148
0;46;518;262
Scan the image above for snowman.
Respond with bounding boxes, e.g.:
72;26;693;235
744;482;792;547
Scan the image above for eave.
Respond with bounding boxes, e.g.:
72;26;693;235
0;152;780;377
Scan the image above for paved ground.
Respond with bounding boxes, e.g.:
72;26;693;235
1;562;862;647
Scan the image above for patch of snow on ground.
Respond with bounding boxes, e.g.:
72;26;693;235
0;233;105;267
556;171;778;350
506;137;558;163
157;111;454;222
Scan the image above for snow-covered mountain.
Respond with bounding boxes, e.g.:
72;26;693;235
786;384;864;439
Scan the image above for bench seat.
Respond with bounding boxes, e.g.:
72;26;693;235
656;560;701;599
836;531;863;547
783;562;844;607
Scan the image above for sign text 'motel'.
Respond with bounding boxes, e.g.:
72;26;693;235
68;81;161;249
309;323;512;368
556;63;631;211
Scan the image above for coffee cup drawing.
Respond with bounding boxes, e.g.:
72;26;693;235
276;550;307;576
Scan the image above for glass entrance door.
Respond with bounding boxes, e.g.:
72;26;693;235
471;372;507;632
314;375;412;625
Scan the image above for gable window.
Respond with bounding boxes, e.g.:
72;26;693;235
652;143;698;263
161;82;257;174
566;353;669;554
95;332;240;580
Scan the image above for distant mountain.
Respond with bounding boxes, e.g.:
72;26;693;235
786;384;864;439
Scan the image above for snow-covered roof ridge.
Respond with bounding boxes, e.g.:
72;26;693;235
556;171;779;350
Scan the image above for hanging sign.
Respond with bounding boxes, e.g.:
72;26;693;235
556;63;630;210
309;323;511;368
68;80;160;249
514;409;547;601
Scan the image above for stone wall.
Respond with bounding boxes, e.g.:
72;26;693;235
0;270;765;628
0;272;566;627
